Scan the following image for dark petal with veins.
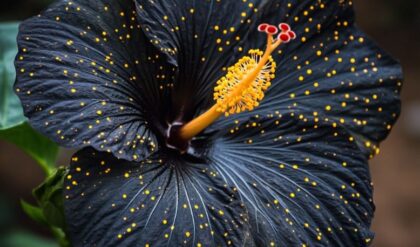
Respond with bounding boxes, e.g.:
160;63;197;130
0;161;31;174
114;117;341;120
14;0;174;161
64;148;251;247
246;26;402;157
208;115;375;246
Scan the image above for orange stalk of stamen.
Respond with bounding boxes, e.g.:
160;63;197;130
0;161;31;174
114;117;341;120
179;23;295;141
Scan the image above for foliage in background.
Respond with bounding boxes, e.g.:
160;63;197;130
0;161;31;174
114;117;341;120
0;23;24;129
0;123;59;175
0;22;69;247
0;195;58;247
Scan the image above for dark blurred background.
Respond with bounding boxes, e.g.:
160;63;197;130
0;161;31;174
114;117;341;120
0;0;419;246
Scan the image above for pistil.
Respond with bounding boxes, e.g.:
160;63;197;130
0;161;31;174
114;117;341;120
179;23;296;141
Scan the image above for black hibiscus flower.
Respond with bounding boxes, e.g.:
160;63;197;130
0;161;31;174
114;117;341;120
14;0;402;246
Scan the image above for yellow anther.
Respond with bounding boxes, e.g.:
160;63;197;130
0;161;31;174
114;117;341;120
214;49;276;116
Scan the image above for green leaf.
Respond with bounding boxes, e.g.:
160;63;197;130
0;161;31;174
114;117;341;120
0;22;59;175
50;227;71;247
20;200;47;225
0;231;58;247
20;168;71;247
0;122;59;175
0;22;25;130
0;23;67;246
33;167;68;230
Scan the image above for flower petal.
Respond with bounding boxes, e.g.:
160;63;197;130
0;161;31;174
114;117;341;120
209;114;375;246
254;26;402;155
15;0;174;161
209;4;402;156
64;148;251;246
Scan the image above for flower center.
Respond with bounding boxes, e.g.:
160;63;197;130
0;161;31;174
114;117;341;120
167;22;296;150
